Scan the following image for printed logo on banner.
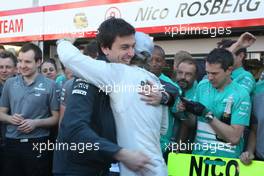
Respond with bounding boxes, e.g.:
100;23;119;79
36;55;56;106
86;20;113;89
73;13;88;29
105;7;121;20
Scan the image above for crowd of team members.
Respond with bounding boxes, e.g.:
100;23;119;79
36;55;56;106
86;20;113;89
0;17;263;176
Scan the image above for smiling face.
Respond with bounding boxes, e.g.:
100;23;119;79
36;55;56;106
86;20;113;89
0;57;16;82
101;35;136;65
17;50;40;78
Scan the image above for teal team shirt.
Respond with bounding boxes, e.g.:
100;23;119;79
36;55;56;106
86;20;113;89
192;79;251;158
231;67;255;95
159;74;182;153
171;81;198;115
185;81;197;101
161;80;197;153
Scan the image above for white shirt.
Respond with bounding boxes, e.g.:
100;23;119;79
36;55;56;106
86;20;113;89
57;40;168;176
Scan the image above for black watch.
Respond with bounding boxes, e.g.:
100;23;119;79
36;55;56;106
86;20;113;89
205;112;214;123
160;92;169;105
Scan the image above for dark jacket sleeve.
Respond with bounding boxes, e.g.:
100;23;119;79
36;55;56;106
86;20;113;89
160;79;180;107
59;77;121;162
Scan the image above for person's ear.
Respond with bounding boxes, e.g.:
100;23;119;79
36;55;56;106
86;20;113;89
101;46;109;56
36;59;42;67
227;66;233;74
238;52;246;61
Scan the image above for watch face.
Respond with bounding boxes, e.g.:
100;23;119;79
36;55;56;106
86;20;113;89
205;113;214;122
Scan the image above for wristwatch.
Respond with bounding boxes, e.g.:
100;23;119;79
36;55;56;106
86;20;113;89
205;112;214;123
160;92;169;105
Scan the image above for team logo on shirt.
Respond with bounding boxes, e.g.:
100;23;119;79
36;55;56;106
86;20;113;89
34;83;46;91
72;79;89;96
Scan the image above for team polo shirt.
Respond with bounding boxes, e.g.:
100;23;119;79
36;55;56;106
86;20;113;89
0;74;59;139
192;79;251;158
169;81;198;147
185;81;197;100
231;67;255;95
159;74;182;153
58;40;168;176
253;80;264;159
0;82;4;98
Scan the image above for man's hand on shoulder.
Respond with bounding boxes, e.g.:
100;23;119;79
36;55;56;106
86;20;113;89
114;148;156;172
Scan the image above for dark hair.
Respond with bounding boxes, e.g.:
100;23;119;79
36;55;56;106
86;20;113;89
206;48;234;71
217;39;247;57
83;39;98;58
40;58;57;71
0;51;17;67
177;58;198;75
153;45;165;59
19;43;42;62
96;17;135;55
0;45;5;50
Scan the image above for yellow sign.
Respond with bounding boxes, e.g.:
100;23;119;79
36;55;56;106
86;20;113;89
168;153;264;176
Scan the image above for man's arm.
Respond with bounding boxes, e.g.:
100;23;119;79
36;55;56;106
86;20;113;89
59;79;73;123
0;107;24;125
59;105;66;124
178;100;244;145
240;123;256;165
0;107;11;123
60;78;151;171
0;80;25;125
240;114;257;165
179;93;250;145
139;79;181;106
57;40;120;91
228;32;256;53
211;92;251;145
160;106;168;135
114;148;154;172
60;78;121;160
208;119;245;145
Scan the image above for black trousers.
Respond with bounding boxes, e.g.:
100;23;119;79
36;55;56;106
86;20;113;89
0;144;3;174
53;171;112;176
1;137;50;176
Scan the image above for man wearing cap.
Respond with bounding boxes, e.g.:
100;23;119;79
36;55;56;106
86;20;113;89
57;25;168;176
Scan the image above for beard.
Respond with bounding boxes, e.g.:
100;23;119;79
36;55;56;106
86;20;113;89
177;79;189;90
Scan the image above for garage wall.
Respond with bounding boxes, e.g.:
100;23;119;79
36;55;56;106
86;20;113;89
155;35;264;56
